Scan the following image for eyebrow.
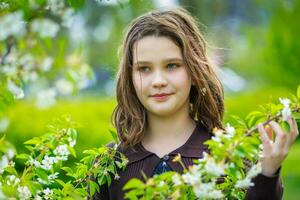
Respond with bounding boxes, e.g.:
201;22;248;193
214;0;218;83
133;58;183;67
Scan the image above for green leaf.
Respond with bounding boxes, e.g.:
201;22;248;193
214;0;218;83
67;0;85;9
0;134;6;142
4;166;18;175
109;129;119;143
106;174;112;186
62;167;74;175
67;128;77;140
75;188;89;197
245;111;265;128
2;185;16;197
88;180;100;197
56;179;66;187
123;178;145;190
16;153;30;160
292;112;300;120
25;181;43;194
280;121;291;133
24;137;41;145
67;146;77;158
83;149;98;155
35;168;48;180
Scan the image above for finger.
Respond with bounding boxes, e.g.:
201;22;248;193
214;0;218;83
286;116;299;147
288;116;299;140
269;121;287;150
257;123;272;150
265;124;273;141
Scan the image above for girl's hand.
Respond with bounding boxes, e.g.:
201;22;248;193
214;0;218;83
257;116;299;177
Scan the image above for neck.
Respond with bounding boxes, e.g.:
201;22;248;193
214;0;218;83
145;108;196;142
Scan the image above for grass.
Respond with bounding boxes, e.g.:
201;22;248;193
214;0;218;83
5;97;117;157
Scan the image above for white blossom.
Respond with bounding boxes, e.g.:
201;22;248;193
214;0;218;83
36;88;57;109
68;137;76;147
54;144;70;161
1;65;18;76
193;182;224;199
279;98;290;107
55;79;74;95
48;172;59;182
235;162;261;189
40;155;58;170
19;54;35;70
279;98;291;121
205;159;226;177
18;186;31;200
7;175;20;186
31;18;59;38
0;2;9;9
62;8;75;28
172;174;182;186
0;11;25;41
7;80;24;99
0;155;9;174
41;57;53;72
35;195;42;200
158;181;166;187
0;117;10;132
46;0;65;15
281;107;291;121
114;173;120;180
6;148;15;159
28;157;41;168
182;165;202;185
9;161;15;168
23;71;38;82
247;162;262;179
225;123;235;138
235;177;253;188
182;172;199;185
43;188;53;199
198;152;209;163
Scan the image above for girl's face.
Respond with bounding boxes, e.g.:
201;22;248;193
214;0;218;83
132;36;192;117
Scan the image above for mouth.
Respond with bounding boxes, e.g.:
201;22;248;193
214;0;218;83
150;93;173;101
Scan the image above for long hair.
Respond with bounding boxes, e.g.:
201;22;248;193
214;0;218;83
112;7;224;150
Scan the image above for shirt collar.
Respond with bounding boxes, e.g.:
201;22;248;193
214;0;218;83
119;123;211;165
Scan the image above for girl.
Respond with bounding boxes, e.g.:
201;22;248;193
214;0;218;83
91;7;299;200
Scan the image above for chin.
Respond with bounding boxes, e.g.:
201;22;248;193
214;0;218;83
149;108;176;117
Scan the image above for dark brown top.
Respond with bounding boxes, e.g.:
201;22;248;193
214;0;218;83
90;123;283;200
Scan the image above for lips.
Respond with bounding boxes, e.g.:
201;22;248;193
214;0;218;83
151;93;171;97
150;93;172;101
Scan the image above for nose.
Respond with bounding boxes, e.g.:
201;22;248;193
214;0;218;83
152;70;167;88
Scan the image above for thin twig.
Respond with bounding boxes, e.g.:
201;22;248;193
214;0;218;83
245;107;300;137
0;37;15;65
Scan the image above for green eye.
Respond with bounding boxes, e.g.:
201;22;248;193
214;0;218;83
167;63;178;69
138;66;150;72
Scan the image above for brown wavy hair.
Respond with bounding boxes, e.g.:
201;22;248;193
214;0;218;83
112;7;224;150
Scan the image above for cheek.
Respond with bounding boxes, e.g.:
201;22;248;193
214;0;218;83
132;73;146;96
170;70;192;88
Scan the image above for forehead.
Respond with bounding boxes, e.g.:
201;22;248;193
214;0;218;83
132;36;182;63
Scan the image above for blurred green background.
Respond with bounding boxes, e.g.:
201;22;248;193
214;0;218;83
2;0;299;199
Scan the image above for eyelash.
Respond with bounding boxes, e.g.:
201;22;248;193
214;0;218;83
137;63;180;72
167;63;179;69
137;66;150;72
